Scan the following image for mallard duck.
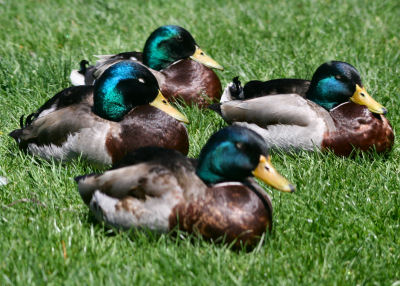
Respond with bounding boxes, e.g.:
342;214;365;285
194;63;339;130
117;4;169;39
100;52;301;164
212;61;394;156
9;61;189;165
70;25;223;107
76;126;295;248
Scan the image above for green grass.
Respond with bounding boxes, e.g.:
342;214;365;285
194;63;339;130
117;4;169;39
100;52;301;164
1;0;400;284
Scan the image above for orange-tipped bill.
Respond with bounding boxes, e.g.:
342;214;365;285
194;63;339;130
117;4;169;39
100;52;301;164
252;155;295;193
350;84;387;115
150;91;189;123
190;46;224;70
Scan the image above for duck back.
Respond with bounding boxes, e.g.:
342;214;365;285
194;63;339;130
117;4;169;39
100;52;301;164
242;79;310;99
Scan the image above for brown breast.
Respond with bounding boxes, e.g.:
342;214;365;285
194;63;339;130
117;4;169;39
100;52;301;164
105;105;189;164
160;59;222;108
322;102;394;156
169;183;272;249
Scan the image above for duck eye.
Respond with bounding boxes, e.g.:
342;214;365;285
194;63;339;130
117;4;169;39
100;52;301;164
177;35;183;42
335;75;342;81
235;142;244;150
138;78;145;83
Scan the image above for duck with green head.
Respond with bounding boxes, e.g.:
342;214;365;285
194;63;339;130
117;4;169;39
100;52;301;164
70;25;223;107
10;61;189;165
76;126;294;248
212;61;394;156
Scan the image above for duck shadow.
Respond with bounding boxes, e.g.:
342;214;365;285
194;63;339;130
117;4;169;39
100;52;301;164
84;210;272;252
271;145;394;163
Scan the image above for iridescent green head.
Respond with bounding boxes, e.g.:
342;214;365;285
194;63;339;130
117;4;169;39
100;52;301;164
142;25;223;71
196;126;294;192
93;61;188;122
307;61;386;114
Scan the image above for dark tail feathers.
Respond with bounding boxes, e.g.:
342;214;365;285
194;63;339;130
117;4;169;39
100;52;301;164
9;128;22;142
18;113;37;129
9;114;30;143
208;103;222;115
78;60;89;75
230;76;244;99
74;173;98;183
10;114;37;148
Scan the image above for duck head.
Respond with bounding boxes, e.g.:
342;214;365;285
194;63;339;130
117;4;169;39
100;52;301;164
93;61;189;122
307;61;386;114
196;126;295;192
142;25;223;71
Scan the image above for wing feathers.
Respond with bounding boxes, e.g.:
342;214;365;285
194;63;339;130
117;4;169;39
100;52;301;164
77;164;180;204
220;94;314;127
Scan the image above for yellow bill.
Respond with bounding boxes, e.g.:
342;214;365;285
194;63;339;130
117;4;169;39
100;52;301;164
350;84;387;115
252;155;295;193
150;91;189;123
190;46;224;70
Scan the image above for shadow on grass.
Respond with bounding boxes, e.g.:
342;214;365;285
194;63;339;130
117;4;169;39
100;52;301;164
83;209;273;253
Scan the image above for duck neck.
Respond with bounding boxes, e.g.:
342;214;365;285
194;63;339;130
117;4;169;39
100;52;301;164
307;78;346;111
143;42;174;71
196;152;226;185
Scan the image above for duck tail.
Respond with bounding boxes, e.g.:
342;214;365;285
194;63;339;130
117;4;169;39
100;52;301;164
220;76;244;103
70;60;89;86
74;173;97;183
9;121;30;150
78;60;89;75
75;173;100;205
230;76;244;99
9;128;22;141
19;114;24;129
18;112;37;129
25;113;37;126
8;128;24;149
208;103;222;116
9;114;34;148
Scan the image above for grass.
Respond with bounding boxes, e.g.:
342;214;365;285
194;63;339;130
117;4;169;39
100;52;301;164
1;0;400;284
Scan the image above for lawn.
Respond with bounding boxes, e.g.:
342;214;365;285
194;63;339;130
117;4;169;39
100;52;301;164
1;0;400;284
